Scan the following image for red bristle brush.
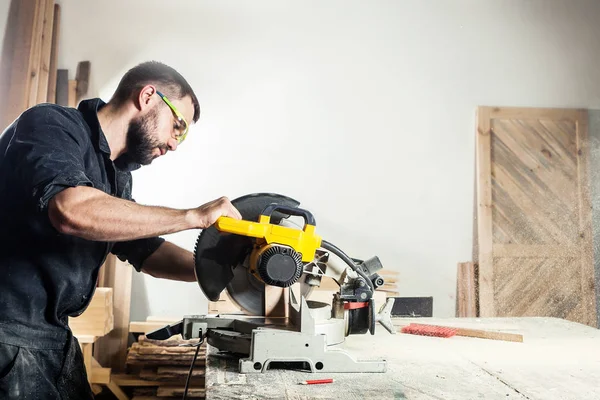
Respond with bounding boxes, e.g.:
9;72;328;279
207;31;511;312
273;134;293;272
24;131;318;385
400;323;458;338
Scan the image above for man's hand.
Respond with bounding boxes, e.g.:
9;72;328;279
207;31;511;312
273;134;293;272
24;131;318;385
187;196;243;229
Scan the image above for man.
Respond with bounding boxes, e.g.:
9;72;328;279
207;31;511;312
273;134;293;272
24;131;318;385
0;61;242;398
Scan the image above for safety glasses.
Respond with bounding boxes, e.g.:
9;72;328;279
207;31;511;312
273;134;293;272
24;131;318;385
156;90;189;144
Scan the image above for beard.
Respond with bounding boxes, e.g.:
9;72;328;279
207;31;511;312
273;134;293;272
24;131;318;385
126;107;166;165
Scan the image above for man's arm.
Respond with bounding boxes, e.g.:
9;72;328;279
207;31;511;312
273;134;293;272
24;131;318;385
48;186;241;241
140;241;196;282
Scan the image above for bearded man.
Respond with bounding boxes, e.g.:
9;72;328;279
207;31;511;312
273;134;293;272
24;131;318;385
0;61;241;399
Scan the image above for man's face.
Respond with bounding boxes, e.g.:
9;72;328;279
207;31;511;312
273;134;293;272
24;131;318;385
126;94;195;165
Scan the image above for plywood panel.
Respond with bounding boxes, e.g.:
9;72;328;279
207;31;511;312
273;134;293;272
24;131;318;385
476;106;596;327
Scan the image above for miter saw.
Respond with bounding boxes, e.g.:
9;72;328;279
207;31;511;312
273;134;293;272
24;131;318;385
148;193;396;374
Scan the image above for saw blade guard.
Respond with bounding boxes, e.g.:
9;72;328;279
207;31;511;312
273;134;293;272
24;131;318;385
193;193;300;307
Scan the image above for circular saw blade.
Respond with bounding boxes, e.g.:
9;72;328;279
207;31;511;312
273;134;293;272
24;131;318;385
194;193;300;308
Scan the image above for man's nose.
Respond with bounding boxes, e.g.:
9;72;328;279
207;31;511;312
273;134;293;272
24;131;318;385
167;137;178;151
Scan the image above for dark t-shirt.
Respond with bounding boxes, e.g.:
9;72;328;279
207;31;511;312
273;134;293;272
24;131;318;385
0;98;164;344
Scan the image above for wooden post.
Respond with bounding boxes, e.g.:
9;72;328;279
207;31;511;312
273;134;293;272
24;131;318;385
94;255;133;372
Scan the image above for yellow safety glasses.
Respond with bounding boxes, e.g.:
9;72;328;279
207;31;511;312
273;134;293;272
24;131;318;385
156;90;189;144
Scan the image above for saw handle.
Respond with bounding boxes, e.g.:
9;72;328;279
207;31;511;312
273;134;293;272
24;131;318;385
260;204;316;227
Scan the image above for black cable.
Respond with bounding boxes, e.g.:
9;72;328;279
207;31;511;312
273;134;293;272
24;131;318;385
182;337;203;400
321;239;375;293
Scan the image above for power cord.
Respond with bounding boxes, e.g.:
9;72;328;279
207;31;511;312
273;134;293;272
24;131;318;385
180;332;204;400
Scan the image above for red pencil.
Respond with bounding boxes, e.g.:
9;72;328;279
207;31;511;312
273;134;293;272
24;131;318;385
299;378;334;385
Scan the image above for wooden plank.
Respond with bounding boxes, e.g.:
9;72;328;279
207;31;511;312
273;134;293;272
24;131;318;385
112;374;163;387
489;106;583;121
575;110;595;327
75;60;91;102
91;366;111;385
94;255;133;372
26;0;47;108
130;321;175;334
492;244;579;258
55;69;68;106
0;0;19;126
35;0;54;104
156;386;205;398
455;327;523;343
2;0;37;127
46;3;60;103
456;262;477;317
68;79;77;107
82;343;93;383
156;367;205;379
475;106;494;317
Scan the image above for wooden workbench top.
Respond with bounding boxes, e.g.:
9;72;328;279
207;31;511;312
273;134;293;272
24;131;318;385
204;317;600;399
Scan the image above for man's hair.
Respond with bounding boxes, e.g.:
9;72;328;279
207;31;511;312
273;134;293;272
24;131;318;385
109;61;200;123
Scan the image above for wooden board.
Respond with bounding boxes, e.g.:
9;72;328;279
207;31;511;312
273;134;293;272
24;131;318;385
34;0;54;104
1;0;38;127
46;3;60;103
456;262;477;317
94;255;133;372
476;107;596;327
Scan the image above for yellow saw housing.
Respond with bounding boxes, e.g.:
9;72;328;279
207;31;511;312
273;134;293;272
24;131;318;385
215;208;321;263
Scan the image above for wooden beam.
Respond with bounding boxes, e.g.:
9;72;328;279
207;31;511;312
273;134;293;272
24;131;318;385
129;321;177;334
76;61;91;102
26;0;47;108
68;79;77;107
2;0;38;127
94;256;133;372
475;106;494;317
35;0;54;104
46;3;60;103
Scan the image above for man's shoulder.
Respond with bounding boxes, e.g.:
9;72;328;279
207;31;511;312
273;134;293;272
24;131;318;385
20;103;84;127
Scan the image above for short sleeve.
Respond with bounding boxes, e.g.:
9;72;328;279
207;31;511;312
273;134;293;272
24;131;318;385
111;237;166;272
7;105;94;212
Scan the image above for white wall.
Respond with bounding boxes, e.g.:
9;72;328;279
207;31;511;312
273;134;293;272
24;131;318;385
48;0;600;320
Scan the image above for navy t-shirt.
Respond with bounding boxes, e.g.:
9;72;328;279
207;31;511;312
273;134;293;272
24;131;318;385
0;98;164;343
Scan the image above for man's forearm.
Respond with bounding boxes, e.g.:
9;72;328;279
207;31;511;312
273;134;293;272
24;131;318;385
49;186;195;241
140;241;196;282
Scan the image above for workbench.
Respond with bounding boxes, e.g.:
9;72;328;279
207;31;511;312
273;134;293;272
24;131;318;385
203;317;600;399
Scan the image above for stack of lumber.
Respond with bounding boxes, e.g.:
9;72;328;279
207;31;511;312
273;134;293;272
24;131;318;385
119;334;206;399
